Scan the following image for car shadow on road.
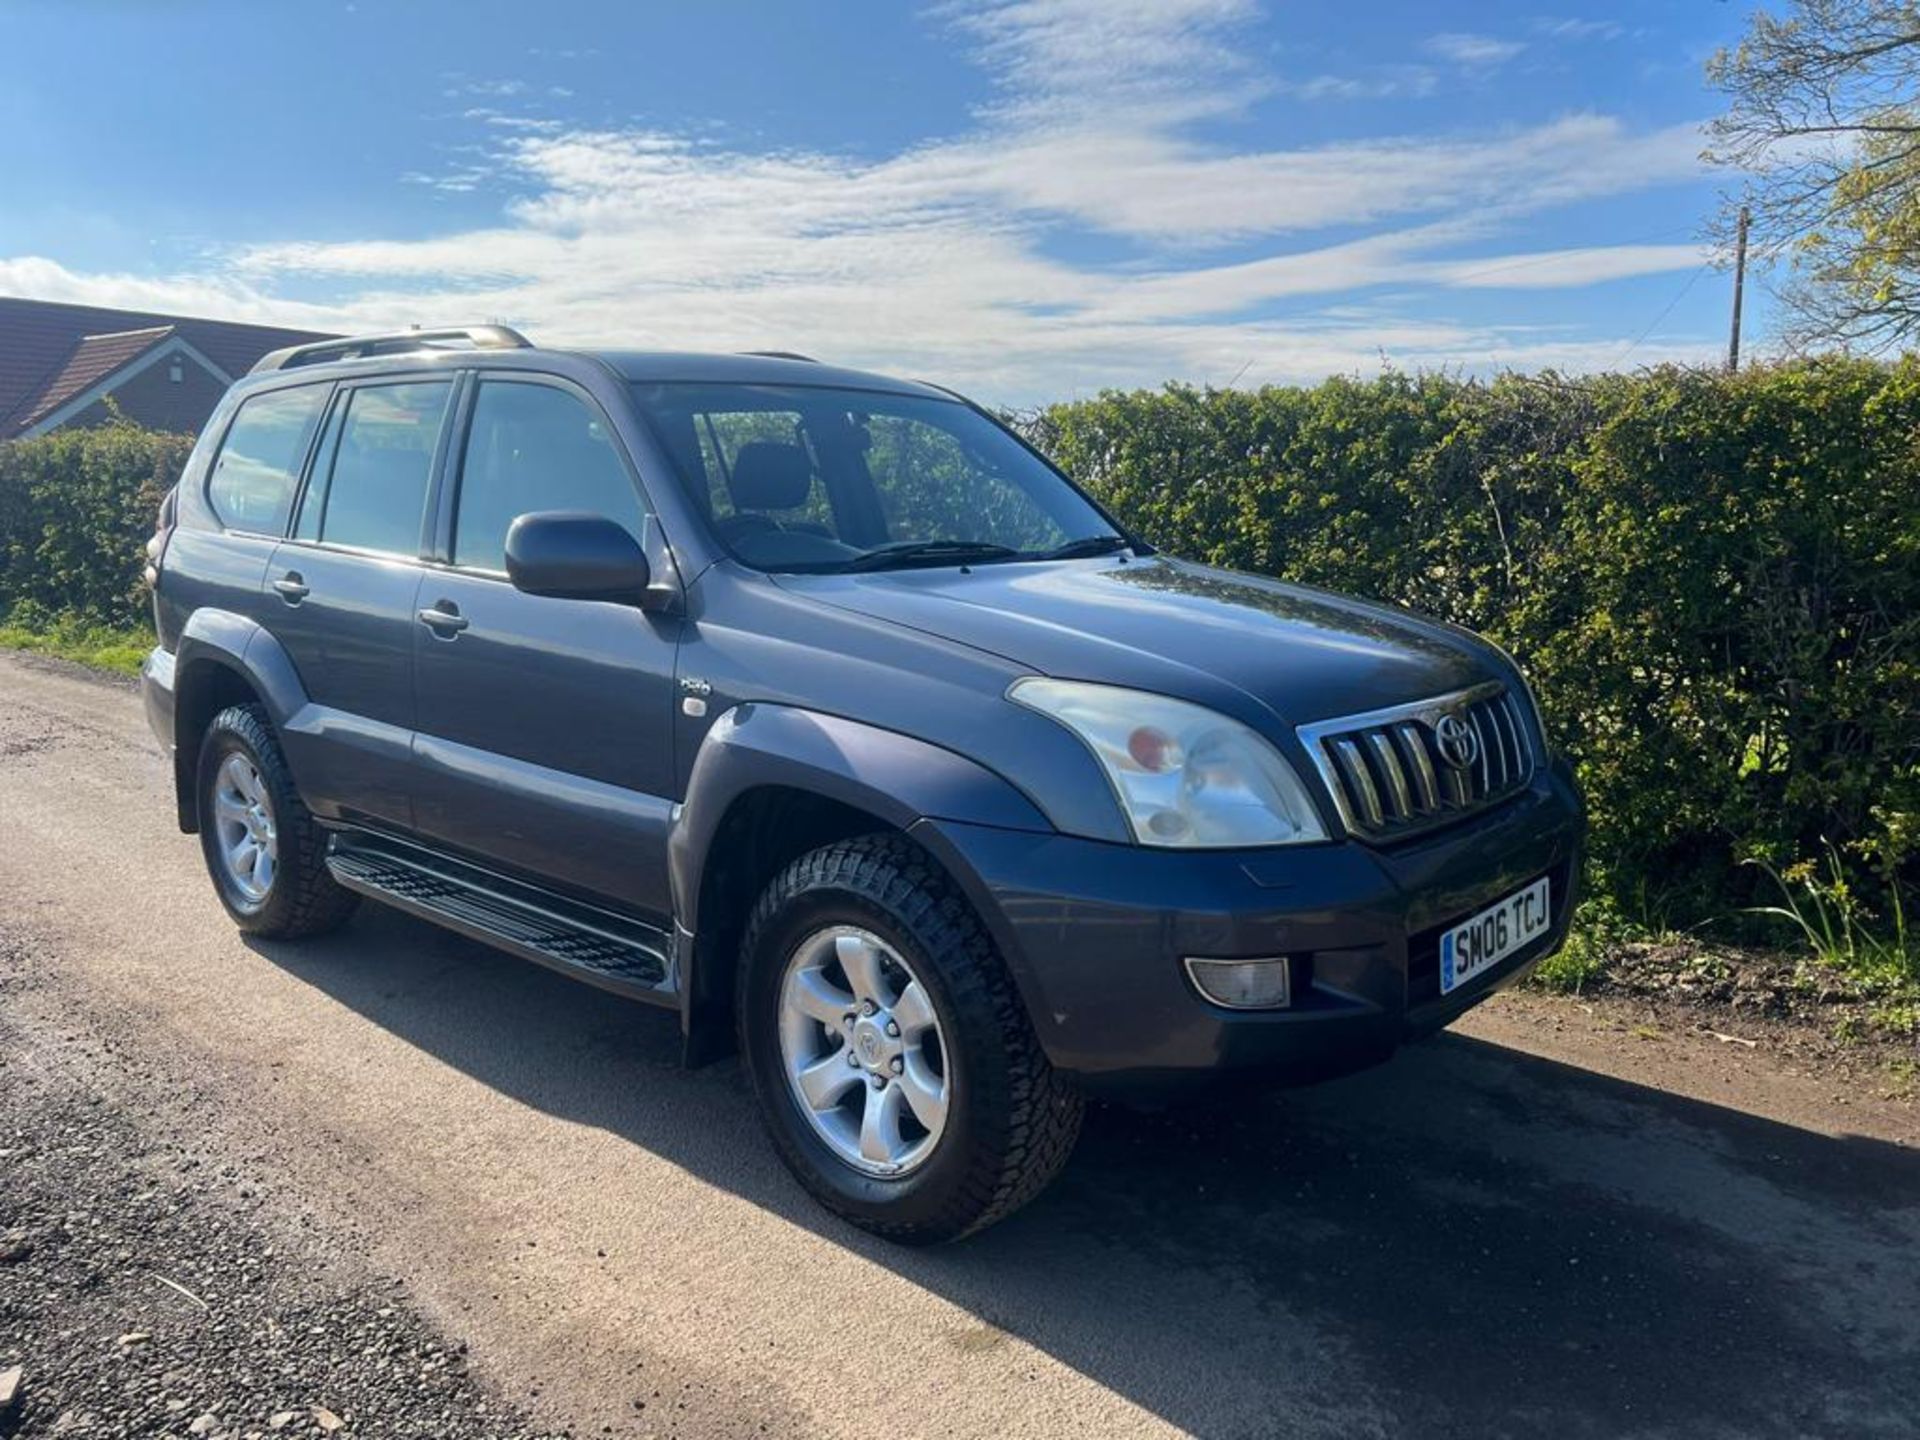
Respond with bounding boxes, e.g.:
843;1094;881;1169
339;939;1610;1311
249;906;1920;1440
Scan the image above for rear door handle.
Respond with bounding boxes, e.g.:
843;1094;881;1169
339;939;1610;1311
417;602;469;637
272;573;309;604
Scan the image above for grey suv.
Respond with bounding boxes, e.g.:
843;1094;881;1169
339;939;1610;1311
142;326;1584;1242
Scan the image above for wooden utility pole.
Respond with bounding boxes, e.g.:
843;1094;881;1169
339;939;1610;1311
1728;204;1750;372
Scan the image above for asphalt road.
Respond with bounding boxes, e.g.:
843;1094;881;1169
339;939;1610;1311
1;651;1915;1439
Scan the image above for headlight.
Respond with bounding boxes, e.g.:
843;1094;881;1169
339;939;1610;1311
1009;679;1328;848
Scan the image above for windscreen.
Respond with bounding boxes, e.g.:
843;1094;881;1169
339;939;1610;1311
630;382;1122;572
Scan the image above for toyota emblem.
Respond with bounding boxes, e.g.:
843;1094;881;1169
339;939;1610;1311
1434;712;1480;770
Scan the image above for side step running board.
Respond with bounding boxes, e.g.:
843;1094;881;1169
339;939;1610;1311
325;834;676;1004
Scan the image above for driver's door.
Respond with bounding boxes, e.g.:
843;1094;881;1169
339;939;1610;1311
409;374;679;918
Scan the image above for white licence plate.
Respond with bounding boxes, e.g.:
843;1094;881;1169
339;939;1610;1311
1439;876;1552;995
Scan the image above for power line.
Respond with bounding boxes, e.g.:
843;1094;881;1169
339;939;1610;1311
1619;262;1714;363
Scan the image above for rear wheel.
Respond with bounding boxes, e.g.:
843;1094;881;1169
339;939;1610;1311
737;833;1083;1243
195;704;358;939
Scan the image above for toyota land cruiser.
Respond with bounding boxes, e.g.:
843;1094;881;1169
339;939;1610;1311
142;326;1584;1242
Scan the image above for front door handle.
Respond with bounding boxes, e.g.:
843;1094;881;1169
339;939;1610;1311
272;573;309;604
417;602;470;637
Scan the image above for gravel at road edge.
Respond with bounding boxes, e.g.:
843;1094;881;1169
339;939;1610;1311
0;929;565;1440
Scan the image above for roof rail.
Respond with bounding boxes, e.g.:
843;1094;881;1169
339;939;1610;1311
740;350;818;363
250;325;533;374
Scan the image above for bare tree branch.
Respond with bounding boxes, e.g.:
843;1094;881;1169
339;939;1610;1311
1706;0;1920;350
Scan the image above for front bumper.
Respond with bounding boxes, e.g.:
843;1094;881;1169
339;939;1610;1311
910;755;1584;1099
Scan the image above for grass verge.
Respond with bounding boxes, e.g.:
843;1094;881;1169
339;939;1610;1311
1529;915;1920;1051
1530;897;1627;996
1532;928;1610;995
0;614;152;676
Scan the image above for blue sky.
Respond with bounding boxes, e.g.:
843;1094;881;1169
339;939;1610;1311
0;1;1756;402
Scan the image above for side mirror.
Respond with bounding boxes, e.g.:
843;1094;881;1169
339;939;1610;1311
504;511;653;607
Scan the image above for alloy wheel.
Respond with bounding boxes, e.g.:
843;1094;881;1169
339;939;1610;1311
777;926;950;1176
212;752;277;904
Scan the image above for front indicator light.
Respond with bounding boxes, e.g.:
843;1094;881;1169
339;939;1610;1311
1184;956;1293;1010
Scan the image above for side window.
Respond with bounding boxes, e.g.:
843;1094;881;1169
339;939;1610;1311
291;397;345;541
316;381;451;556
453;381;646;572
206;385;327;533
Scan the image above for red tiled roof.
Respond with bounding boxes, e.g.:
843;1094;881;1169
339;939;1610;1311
5;326;179;435
0;297;334;437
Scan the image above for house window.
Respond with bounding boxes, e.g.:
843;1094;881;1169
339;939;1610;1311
168;358;183;384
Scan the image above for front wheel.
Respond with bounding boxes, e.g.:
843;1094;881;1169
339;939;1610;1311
737;834;1083;1243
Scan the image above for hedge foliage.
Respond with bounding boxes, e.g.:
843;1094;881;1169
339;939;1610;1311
0;419;190;629
2;368;1915;932
1025;360;1920;926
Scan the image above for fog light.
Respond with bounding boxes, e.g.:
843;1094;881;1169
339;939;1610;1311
1184;956;1292;1010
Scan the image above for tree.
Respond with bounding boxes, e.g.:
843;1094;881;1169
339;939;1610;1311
1707;1;1920;350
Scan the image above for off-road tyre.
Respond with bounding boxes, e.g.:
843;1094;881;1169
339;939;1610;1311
195;704;358;939
737;832;1083;1243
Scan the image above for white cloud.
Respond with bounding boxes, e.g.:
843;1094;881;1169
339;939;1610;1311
0;239;1712;402
398;166;492;194
1281;67;1438;102
232;112;1702;274
0;255;352;331
464;110;564;132
445;76;528;98
1533;17;1626;42
1425;243;1708;289
944;0;1266;122
1424;32;1527;66
0;1;1714;401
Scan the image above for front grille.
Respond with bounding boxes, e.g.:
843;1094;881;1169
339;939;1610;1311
1298;683;1536;841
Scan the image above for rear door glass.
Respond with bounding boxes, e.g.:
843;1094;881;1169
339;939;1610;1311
313;381;452;556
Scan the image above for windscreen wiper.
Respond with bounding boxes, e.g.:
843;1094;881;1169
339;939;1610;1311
1034;533;1131;561
841;539;1023;572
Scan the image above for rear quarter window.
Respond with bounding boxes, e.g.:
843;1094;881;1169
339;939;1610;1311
206;384;328;534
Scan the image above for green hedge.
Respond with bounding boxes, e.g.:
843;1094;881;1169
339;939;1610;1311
3;371;1916;933
1025;360;1920;926
0;419;191;629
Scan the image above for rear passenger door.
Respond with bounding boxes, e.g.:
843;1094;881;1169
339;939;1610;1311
176;380;331;639
409;374;679;917
266;377;454;828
